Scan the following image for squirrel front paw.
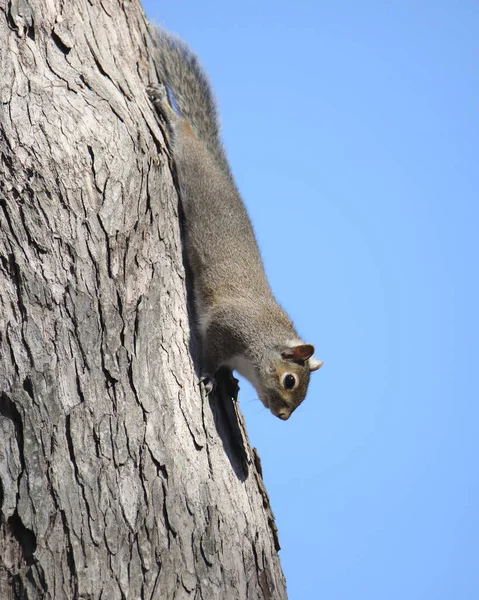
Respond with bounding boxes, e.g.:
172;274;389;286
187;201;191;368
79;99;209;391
199;376;216;396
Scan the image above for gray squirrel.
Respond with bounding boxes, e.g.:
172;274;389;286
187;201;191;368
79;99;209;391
148;28;322;420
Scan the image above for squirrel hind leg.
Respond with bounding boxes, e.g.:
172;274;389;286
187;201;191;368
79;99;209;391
147;82;168;101
148;83;196;140
147;83;178;124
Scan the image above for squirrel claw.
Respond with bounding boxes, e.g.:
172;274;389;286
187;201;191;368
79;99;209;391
199;376;215;396
147;83;168;104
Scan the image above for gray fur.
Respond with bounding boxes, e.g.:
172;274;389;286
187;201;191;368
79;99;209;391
149;29;321;419
152;27;230;174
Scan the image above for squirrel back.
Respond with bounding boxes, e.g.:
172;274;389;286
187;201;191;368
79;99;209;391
149;28;322;420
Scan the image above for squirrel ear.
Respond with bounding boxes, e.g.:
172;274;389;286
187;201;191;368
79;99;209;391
282;343;315;362
309;357;323;372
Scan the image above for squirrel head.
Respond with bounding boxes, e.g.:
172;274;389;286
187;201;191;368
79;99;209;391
257;342;322;420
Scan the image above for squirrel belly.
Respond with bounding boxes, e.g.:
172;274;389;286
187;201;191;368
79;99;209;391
148;28;322;420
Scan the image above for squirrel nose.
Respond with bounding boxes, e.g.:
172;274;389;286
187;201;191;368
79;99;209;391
275;409;290;421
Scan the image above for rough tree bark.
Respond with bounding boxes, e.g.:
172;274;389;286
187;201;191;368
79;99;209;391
0;1;287;598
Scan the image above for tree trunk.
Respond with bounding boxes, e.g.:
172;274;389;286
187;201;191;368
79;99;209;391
0;1;287;598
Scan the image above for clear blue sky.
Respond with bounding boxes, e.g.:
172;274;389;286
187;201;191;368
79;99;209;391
144;2;479;598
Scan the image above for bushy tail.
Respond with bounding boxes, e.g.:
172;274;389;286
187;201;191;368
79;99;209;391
152;27;227;166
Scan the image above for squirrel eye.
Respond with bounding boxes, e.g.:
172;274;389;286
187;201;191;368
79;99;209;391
283;374;297;390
